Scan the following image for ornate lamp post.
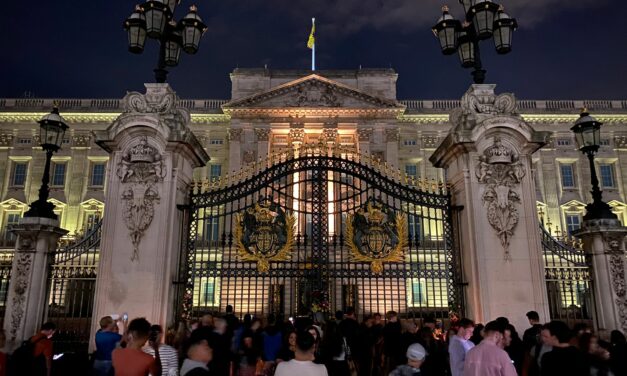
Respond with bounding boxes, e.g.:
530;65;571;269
571;110;618;221
432;1;517;84
24;107;69;220
124;1;208;83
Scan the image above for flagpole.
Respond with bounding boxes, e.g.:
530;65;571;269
311;17;316;71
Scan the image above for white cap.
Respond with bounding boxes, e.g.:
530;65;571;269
406;343;427;361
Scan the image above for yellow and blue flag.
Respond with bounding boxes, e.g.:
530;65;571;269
307;19;315;49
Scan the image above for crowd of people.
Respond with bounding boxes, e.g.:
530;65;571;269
7;306;627;376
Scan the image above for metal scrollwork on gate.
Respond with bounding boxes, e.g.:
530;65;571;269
234;197;296;273
346;199;408;274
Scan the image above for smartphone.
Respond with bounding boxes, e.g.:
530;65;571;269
122;313;128;322
53;353;64;360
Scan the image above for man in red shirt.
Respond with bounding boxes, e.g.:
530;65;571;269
30;322;56;376
112;317;161;376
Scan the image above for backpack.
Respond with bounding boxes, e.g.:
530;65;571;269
9;336;46;375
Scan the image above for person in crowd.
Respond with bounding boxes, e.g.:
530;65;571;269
539;320;588;376
400;321;420;360
180;338;213;376
469;324;484;346
112;317;161;376
94;316;124;376
578;333;613;376
383;310;403;374
203;318;230;376
233;314;253;354
30;321;56;376
143;325;179;376
463;320;517;376
357;315;376;376
200;314;215;330
276;330;297;363
389;343;428;376
261;314;282;373
609;330;627;376
274;331;328;376
336;306;361;374
224;305;240;338
503;324;524;374
237;331;261;376
449;318;475;376
522;312;542;352
371;313;385;376
307;325;323;363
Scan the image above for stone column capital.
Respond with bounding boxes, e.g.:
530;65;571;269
357;128;373;142
255;128;271;141
228;128;243;142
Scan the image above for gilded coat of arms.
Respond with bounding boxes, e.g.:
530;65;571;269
346;199;408;274
234;197;295;273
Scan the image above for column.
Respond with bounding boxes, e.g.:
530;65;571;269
430;84;552;331
385;127;400;168
3;217;67;348
228;128;243;173
90;84;209;348
255;128;271;160
357;128;372;156
575;220;627;333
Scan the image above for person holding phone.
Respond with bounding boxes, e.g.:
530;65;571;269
94;316;124;376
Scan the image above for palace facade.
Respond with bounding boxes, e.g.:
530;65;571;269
0;69;626;335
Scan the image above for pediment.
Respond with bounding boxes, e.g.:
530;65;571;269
0;199;27;210
222;75;404;112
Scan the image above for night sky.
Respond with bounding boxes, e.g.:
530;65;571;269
1;0;626;100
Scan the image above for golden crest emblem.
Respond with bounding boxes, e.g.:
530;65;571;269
234;197;295;273
346;199;408;274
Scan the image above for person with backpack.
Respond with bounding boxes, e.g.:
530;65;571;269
12;321;56;376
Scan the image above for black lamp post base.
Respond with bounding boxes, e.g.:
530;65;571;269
154;67;168;83
471;69;486;84
24;200;58;220
583;201;618;222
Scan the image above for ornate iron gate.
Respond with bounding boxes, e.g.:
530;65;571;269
540;225;595;327
46;221;101;353
181;146;460;320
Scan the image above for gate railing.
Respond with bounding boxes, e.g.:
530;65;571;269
540;225;595;326
47;220;102;354
0;251;14;329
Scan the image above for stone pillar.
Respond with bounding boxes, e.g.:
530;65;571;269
430;84;551;331
574;219;627;333
385;128;400;168
3;217;67;348
90;84;209;348
228;128;243;173
357;128;372;155
255;128;271;160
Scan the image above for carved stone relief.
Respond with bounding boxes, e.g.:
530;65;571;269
614;136;627;149
243;150;256;164
422;136;439;149
323;128;338;143
116;136;165;261
289;81;340;107
476;137;526;259
72;134;91;147
255;128;271;142
357;128;373;142
605;233;627;332
10;251;34;339
227;128;243;142
386;128;400;142
450;85;519;131
289;129;305;144
0;134;14;147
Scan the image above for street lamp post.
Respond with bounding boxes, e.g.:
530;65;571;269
124;1;208;83
24;107;69;220
571;110;618;221
432;1;517;84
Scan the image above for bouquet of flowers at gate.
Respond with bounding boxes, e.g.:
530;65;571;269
310;289;330;313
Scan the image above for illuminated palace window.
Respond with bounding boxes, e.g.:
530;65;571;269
565;214;581;234
3;213;21;244
560;164;575;188
51;162;67;187
210;164;222;181
90;162;106;187
11;162;28;187
599;164;615;188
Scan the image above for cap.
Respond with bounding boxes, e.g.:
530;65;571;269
406;343;427;361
